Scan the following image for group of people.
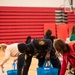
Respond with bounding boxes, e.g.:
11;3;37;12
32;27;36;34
0;25;75;75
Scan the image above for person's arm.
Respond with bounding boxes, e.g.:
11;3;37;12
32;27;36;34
60;54;68;75
0;49;10;68
47;39;52;53
45;39;52;60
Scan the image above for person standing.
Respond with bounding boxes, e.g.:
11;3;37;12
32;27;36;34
43;29;61;75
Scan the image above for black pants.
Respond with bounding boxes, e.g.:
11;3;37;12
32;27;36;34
17;54;32;75
17;54;24;75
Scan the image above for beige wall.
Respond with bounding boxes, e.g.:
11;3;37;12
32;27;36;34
0;0;75;7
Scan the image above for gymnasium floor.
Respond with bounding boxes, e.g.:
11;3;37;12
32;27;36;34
0;50;69;75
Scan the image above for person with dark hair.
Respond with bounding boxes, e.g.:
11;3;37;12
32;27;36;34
53;39;75;75
17;36;31;75
43;29;61;75
17;38;61;75
44;29;56;43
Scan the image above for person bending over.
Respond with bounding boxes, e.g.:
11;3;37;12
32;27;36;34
17;38;61;75
0;43;21;68
53;39;75;75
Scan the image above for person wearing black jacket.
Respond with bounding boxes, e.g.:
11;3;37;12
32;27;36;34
43;29;61;75
17;38;61;75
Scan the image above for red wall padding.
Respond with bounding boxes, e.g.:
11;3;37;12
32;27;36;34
56;24;69;40
44;23;71;41
68;23;75;36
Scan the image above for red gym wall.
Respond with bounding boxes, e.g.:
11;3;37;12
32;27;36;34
0;6;75;44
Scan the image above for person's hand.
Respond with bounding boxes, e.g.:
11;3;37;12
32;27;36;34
46;60;50;66
13;58;17;62
0;63;4;73
0;63;4;68
13;59;16;62
45;53;50;60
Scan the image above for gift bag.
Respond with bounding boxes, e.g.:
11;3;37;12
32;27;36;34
7;62;17;75
37;60;59;75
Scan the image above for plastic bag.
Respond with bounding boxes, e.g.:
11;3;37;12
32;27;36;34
37;60;59;75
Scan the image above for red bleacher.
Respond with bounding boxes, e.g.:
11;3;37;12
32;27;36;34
0;6;75;44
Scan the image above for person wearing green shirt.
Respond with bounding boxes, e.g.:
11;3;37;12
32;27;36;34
70;26;75;41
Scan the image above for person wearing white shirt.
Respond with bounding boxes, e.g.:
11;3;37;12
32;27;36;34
0;43;21;68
